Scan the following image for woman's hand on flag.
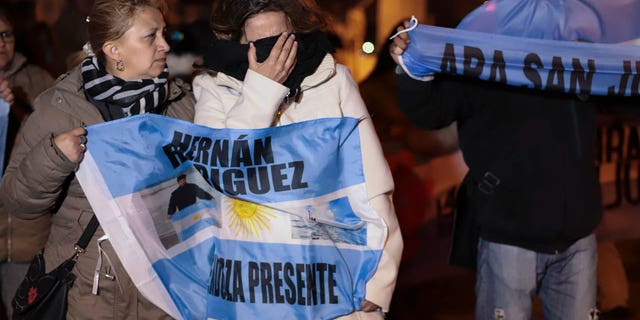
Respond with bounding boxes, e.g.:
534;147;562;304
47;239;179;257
54;126;88;163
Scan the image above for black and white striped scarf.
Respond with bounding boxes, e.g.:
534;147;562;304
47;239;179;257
81;56;169;121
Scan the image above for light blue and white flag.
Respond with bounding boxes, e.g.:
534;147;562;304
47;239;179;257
457;0;640;44
170;200;219;242
76;114;386;320
397;0;640;96
0;99;9;177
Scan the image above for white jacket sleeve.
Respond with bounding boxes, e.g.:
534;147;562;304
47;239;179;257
193;70;289;128
337;66;403;311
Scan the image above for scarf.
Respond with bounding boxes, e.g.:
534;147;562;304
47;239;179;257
201;32;334;97
81;56;169;121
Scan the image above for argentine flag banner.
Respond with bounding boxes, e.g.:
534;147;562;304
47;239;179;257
0;99;9;177
75;114;386;320
397;0;640;96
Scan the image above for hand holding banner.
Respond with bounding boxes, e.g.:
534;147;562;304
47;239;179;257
399;0;640;96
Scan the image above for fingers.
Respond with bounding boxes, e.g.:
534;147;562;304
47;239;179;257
74;127;88;153
391;38;406;54
0;88;14;105
248;32;298;84
269;32;289;63
265;32;296;83
393;20;412;47
54;126;88;163
0;79;14;105
360;300;380;312
389;39;406;64
69;126;88;136
390;23;412;64
281;34;298;77
79;135;87;151
394;26;410;49
247;42;258;69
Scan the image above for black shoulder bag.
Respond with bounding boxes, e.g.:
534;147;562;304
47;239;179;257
12;215;99;320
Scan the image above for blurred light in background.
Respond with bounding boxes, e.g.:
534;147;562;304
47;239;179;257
171;31;185;42
362;41;375;54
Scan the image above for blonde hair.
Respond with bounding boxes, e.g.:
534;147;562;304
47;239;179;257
88;0;167;64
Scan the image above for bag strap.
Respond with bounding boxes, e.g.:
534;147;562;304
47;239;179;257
73;215;99;257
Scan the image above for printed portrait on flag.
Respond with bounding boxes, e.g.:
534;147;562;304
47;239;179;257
136;168;219;249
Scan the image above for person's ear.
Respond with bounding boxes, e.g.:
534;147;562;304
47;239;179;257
102;40;120;62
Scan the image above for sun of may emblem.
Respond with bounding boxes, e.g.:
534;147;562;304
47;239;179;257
225;198;276;237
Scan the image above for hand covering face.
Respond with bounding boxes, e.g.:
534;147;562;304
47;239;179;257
201;32;334;95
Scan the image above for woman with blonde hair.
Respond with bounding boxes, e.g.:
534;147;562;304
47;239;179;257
0;0;194;318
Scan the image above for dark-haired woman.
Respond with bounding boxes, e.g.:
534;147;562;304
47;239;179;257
194;1;402;318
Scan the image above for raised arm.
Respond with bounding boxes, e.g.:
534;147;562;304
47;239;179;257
391;22;468;130
194;33;297;129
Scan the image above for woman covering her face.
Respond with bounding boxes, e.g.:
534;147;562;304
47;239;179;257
0;0;194;318
193;0;402;318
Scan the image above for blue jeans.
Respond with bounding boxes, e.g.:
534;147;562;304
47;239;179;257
475;234;598;320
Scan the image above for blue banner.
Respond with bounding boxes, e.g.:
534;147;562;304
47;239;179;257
457;0;640;44
399;24;640;96
76;114;387;320
399;0;640;96
0;99;9;177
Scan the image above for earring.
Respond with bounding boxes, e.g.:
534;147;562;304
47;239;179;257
116;60;125;71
